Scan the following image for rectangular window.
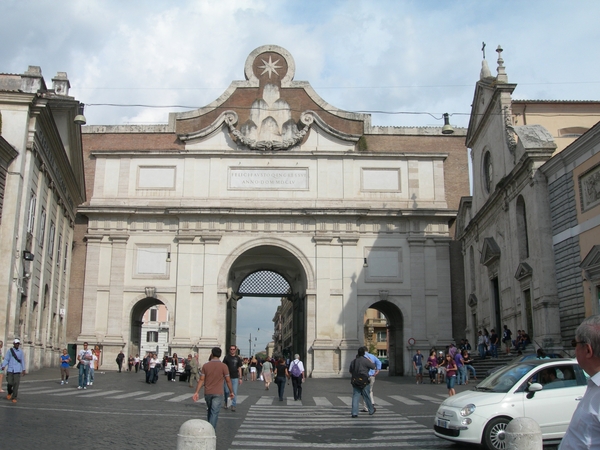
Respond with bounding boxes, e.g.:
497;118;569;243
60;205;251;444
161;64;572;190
146;331;159;342
56;235;62;266
376;331;387;342
27;194;36;233
63;241;68;272
150;308;158;322
48;221;55;258
39;208;46;248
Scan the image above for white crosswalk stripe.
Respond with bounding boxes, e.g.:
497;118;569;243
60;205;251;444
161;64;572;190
389;395;422;405
229;405;446;449
110;390;149;399
135;392;175;400
15;386;453;407
314;396;332;406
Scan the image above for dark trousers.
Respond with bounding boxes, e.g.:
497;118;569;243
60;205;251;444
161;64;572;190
275;376;286;400
7;372;22;399
291;375;302;400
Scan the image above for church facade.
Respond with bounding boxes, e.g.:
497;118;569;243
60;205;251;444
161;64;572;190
69;45;468;376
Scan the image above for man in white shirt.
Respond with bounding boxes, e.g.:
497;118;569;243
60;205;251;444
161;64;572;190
77;342;92;390
559;314;600;449
288;354;305;401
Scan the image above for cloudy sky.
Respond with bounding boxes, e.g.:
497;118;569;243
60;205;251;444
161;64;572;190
3;0;599;352
3;0;599;132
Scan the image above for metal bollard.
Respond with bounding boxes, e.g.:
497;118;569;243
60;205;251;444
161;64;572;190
505;417;543;450
176;419;216;450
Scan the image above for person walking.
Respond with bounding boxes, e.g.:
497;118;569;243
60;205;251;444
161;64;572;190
360;346;381;411
249;356;258;381
289;354;305;401
349;347;376;418
222;345;243;411
427;350;438;384
148;353;159;383
274;358;289;401
134;354;140;373
192;347;234;430
559;314;600;449
87;351;97;386
60;349;71;385
442;353;457;396
77;342;92;390
116;350;125;372
188;353;200;388
170;353;179;382
261;357;273;390
127;355;134;372
1;339;26;403
412;349;424;384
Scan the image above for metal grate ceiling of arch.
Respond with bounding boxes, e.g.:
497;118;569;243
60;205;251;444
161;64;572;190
238;270;292;297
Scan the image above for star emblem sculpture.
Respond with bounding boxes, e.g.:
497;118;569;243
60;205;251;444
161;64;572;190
258;56;282;79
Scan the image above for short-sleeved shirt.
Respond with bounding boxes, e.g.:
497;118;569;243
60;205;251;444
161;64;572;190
201;360;230;395
222;354;243;379
413;353;423;366
78;349;92;366
61;354;71;368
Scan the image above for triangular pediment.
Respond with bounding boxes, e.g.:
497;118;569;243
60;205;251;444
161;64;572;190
514;262;533;281
480;237;501;266
468;293;478;307
581;245;600;281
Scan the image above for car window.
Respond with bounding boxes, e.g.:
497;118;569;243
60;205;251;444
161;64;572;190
477;363;535;393
516;363;586;391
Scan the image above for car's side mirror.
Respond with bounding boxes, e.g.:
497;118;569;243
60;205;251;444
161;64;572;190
526;382;543;399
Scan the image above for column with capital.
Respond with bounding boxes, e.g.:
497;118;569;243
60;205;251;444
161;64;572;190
339;234;361;374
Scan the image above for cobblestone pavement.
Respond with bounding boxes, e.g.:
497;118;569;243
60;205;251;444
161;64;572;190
1;369;559;449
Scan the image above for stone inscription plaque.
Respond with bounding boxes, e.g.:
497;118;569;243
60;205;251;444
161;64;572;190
229;168;308;190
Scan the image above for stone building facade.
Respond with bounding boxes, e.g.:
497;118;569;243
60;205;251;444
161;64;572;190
0;67;86;370
457;48;600;352
70;45;469;376
541;121;600;334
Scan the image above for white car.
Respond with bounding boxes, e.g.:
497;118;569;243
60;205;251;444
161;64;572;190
434;358;587;450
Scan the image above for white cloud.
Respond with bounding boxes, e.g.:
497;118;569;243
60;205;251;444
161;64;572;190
3;0;596;129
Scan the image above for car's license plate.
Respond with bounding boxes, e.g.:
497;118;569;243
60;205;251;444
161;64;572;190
436;419;449;429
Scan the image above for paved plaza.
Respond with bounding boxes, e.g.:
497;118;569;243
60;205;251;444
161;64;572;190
1;368;560;450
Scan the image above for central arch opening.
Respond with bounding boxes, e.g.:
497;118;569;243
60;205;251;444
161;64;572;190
226;245;308;361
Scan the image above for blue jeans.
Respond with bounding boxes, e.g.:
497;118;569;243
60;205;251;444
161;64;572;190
205;394;223;429
446;375;456;389
224;377;239;407
275;376;286;400
352;384;374;416
465;364;476;380
478;344;486;359
490;344;498;358
457;366;466;385
78;364;89;388
87;366;95;384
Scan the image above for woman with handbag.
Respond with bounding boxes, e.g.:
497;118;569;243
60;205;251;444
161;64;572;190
426;350;438;384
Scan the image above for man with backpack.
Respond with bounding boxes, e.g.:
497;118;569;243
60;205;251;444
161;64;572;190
288;354;305;401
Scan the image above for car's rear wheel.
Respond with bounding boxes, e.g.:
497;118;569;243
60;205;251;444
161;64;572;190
483;417;511;450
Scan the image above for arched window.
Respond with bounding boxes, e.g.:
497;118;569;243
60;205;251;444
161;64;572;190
516;196;529;259
482;150;493;194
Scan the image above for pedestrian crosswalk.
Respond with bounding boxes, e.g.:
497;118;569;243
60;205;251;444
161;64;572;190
229;405;450;449
17;385;450;407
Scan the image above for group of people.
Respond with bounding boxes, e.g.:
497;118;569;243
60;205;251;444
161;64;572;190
192;346;306;429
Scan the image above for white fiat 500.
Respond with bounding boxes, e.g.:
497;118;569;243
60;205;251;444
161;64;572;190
434;359;587;450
